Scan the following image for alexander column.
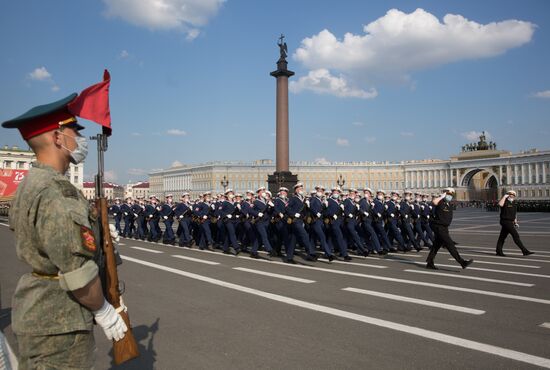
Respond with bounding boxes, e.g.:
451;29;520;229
268;34;298;193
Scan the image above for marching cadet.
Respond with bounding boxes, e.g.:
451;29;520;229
159;194;176;245
324;187;352;261
109;197;122;234
400;191;422;251
359;188;386;255
145;195;160;242
343;189;369;256
373;190;395;252
309;185;335;261
193;192;214;250
2;94;127;368
419;193;435;246
386;191;408;252
240;190;258;254
495;190;534;257
120;196;134;238
272;187;290;258
175;193;193;247
426;188;473;270
286;183;318;261
233;193;245;246
250;187;274;257
219;189;241;255
133;196;147;240
412;193;432;248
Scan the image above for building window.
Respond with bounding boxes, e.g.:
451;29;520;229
74;176;79;183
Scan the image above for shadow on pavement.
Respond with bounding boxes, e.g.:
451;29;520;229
109;318;159;370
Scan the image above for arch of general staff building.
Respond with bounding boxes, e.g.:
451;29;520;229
149;136;550;202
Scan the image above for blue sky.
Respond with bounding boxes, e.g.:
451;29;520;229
1;0;549;184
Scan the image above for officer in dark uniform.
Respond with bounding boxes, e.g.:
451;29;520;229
495;190;534;257
419;193;435;246
159;194;176;245
193;192;214;249
343;189;368;256
109;197;122;234
373;190;395;252
250;187;274;257
400;191;422;251
132;196;146;240
174;193;192;247
426;188;473;270
324;187;352;261
145;195;160;242
120;197;134;237
359;188;385;255
240;190;258;254
272;188;290;259
386;191;408;252
309;185;335;261
286;183;317;262
219;189;241;255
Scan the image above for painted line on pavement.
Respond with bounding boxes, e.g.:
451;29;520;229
458;253;550;264
404;269;534;287
172;255;220;265
130;246;163;254
539;323;550;330
343;287;485;315
121;255;550;369
233;267;315;284
457;245;550;255
446;259;540;269
0;223;9;227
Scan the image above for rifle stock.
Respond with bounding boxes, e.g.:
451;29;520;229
97;197;139;365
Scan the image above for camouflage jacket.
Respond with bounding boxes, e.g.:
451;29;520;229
9;162;99;335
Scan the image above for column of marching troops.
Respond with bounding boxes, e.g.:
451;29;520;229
109;183;440;263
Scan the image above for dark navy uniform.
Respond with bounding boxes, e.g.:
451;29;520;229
309;191;334;260
174;196;192;247
159;196;175;244
496;192;532;256
373;194;393;251
343;194;367;255
325;193;350;260
109;200;122;234
251;191;273;256
359;194;383;254
286;185;316;261
386;196;406;251
219;192;241;255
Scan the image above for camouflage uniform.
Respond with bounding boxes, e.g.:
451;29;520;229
9;162;99;370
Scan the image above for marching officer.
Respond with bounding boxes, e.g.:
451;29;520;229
286;183;317;261
240;190;258;254
272;187;290;258
174;193;193;247
359;188;386;255
309;185;335;261
219;189;241;255
419;193;435;246
324;187;352;261
120;196;134;238
495;190;534;257
109;197;122;234
160;194;176;245
250;187;274;257
373;190;395;252
133;196;146;240
386;191;408;252
400;191;422;251
145;195;160;242
193;192;214;250
343;189;368;256
426;188;473;269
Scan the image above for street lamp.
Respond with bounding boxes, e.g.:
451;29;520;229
336;174;346;188
220;175;229;191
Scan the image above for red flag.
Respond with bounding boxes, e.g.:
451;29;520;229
68;69;112;136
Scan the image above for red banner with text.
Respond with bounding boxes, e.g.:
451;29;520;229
0;169;28;200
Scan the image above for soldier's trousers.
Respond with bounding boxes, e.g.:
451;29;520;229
373;220;391;250
163;219;175;242
148;219;160;241
254;221;273;253
496;220;528;254
222;220;240;252
421;220;434;243
123;217;134;237
427;224;465;265
402;221;419;249
177;218;192;246
388;220;406;249
136;216;146;239
114;217;122;234
345;219;366;253
291;219;315;256
273;221;290;258
310;219;332;256
414;220;432;246
17;331;95;370
360;220;382;252
328;220;349;257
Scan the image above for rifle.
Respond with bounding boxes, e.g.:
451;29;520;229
92;133;139;365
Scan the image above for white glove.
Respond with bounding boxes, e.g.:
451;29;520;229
109;224;120;243
420;206;425;210
211;204;216;209
305;200;310;207
294;213;300;218
227;214;232;219
148;215;153;219
236;204;241;209
333;214;338;220
163;216;168;220
179;215;183;219
113;213;117;216
355;204;360;210
364;212;369;217
390;213;395;218
124;212;128;216
279;213;284;218
156;207;161;211
258;212;264;217
427;215;430;219
268;201;274;207
348;213;353;218
377;213;382;218
93;300;128;342
316;212;321;218
202;215;208;219
405;215;408;219
340;204;345;210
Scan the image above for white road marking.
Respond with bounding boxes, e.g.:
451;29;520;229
458;253;550;264
446;258;541;269
404;269;534;287
130;246;163;254
343;287;485;315
0;223;9;227
172;255;220;265
121;255;550;369
118;243;126;246
233;267;315;283
539;323;550;330
457;245;550;255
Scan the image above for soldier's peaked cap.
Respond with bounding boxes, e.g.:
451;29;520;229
294;182;304;189
278;187;289;192
1;94;84;140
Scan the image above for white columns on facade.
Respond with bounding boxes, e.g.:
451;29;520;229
506;165;512;185
543;162;547;184
405;171;409;188
498;166;503;186
528;163;533;184
421;171;425;188
514;164;519;185
416;171;420;188
535;163;540;184
445;169;449;187
521;164;526;184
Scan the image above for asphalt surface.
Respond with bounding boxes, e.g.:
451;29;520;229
1;208;550;369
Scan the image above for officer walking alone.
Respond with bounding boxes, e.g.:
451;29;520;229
495;190;534;257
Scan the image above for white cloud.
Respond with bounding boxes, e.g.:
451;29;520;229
293;8;535;97
314;157;330;164
400;131;414;137
166;129;187;136
105;170;118;182
127;168;148;176
336;138;350;147
461;130;491;141
531;90;550;99
290;68;378;99
119;50;130;59
352;121;365;127
103;0;224;39
364;136;376;143
28;67;52;81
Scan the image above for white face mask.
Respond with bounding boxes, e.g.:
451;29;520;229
392;196;398;201
377;195;384;200
354;197;361;202
297;190;304;196
59;131;88;164
331;193;339;199
316;191;323;197
228;194;234;199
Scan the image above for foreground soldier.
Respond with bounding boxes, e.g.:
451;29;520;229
495;190;534;257
426;188;474;270
2;95;127;369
